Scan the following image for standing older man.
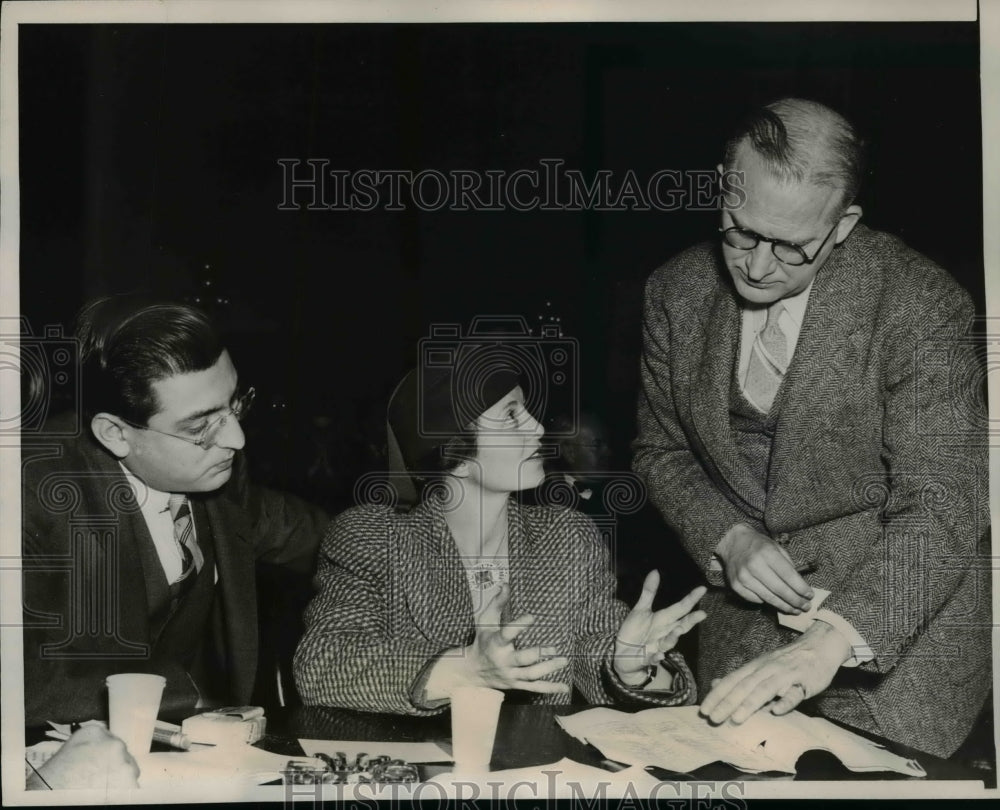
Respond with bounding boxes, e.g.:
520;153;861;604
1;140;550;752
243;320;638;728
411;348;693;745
22;295;328;726
633;98;990;757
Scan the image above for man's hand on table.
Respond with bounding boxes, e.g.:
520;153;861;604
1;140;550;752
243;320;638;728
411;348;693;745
613;570;706;686
700;619;852;724
716;524;814;614
28;722;139;790
425;583;570;699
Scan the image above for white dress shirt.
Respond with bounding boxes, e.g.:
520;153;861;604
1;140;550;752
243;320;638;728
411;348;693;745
119;463;217;585
737;281;812;391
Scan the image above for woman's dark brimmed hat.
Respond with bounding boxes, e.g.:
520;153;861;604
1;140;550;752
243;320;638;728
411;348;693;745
387;363;522;477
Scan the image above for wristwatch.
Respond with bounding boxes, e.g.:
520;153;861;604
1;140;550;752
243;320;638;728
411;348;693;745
629;663;659;689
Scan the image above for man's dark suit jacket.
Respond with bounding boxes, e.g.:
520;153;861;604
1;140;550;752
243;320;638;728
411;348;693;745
633;225;991;758
21;414;328;724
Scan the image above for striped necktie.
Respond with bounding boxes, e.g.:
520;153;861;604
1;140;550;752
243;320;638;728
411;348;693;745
744;302;789;413
167;494;204;583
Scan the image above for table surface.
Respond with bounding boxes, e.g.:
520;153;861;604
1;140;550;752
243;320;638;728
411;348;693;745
257;703;986;783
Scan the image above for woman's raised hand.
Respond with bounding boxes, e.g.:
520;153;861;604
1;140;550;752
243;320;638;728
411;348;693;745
613;571;706;685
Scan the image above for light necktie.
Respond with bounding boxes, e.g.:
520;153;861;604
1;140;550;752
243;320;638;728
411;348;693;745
167;494;204;583
744;302;788;412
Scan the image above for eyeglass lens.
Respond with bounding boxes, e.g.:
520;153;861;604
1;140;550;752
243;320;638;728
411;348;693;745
722;228;806;265
201;389;255;447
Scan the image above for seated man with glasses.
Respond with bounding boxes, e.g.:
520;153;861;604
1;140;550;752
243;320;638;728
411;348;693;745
633;97;989;758
22;295;329;726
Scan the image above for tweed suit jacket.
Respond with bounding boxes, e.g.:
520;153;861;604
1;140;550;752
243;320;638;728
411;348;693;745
293;495;695;714
21;415;328;724
633;225;990;757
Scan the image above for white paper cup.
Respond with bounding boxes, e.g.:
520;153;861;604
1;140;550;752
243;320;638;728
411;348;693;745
106;673;166;756
450;686;504;774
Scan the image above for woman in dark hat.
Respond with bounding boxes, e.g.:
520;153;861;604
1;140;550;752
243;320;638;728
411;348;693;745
293;358;705;714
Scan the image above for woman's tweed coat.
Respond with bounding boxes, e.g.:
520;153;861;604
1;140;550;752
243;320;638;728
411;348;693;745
294;495;695;714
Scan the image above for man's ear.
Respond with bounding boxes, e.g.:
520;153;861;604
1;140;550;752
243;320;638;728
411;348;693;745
835;204;863;245
90;413;132;459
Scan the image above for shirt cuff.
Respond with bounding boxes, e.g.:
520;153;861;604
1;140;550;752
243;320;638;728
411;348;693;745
814;609;875;667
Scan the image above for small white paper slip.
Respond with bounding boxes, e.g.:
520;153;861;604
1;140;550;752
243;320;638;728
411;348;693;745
777;587;831;632
298;739;452;763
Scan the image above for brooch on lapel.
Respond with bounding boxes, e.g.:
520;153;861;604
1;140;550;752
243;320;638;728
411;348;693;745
465;560;510;591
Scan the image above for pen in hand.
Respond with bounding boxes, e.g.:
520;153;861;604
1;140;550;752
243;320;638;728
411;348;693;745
45;719;193;751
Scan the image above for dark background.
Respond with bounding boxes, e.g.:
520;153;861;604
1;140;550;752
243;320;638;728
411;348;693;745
18;21;984;599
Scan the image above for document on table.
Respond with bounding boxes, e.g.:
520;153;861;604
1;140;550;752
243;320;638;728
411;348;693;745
298;739;452;763
555;706;926;777
134;745;323;787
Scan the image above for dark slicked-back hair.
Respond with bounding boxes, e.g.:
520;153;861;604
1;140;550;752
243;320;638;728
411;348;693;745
76;294;225;424
723;98;866;215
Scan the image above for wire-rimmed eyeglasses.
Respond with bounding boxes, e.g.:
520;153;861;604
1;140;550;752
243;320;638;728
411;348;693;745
124;387;255;449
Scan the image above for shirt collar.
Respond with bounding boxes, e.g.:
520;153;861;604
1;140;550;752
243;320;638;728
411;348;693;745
118;462;171;513
779;280;813;327
746;280;814;329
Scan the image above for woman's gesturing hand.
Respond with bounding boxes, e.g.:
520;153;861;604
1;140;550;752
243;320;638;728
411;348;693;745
423;583;569;701
465;584;571;694
613;571;707;685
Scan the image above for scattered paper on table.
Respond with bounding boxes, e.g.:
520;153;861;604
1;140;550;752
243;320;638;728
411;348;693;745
25;740;63;770
806;715;928;775
134;744;322;787
298;738;451;763
557;706;772;774
555;706;926;777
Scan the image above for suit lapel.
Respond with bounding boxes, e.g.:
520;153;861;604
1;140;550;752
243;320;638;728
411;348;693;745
125;500;169;629
77;448;154;651
402;498;474;648
199;495;259;703
770;241;866;501
504;499;526;625
690;280;767;517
